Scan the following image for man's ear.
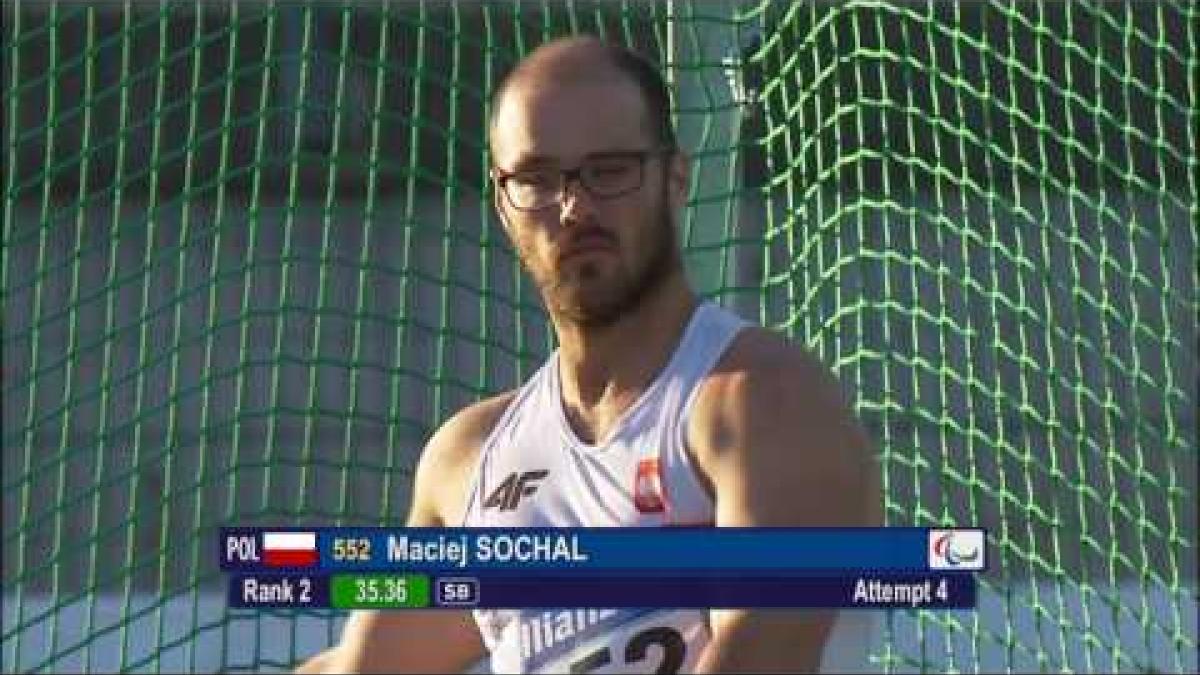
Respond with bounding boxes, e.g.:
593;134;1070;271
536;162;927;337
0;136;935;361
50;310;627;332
667;150;691;212
490;174;513;233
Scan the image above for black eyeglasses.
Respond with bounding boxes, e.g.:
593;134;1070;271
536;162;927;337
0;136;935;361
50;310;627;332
491;148;673;211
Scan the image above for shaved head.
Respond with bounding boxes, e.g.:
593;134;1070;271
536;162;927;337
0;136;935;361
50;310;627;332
488;36;676;157
486;35;689;329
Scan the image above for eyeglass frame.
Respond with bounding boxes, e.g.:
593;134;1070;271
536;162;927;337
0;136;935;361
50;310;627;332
490;147;676;211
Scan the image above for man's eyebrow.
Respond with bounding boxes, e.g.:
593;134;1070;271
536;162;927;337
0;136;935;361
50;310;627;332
507;155;559;170
584;150;646;161
505;150;646;170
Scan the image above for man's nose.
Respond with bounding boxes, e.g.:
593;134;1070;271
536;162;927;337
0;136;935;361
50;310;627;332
559;175;596;226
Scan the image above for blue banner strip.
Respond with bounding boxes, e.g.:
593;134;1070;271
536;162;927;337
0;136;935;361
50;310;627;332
227;572;976;609
220;527;987;573
459;573;976;609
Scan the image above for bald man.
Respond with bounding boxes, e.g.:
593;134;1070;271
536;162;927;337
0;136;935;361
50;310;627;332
296;36;878;674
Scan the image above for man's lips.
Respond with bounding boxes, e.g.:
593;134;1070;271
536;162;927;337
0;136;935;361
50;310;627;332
559;233;616;261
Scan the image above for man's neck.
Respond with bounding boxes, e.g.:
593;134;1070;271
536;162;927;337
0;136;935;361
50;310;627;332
553;274;698;415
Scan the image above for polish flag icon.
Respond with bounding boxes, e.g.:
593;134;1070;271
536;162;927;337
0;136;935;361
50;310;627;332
263;531;318;567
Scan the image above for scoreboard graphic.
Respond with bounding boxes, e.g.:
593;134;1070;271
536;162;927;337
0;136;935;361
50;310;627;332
220;528;984;610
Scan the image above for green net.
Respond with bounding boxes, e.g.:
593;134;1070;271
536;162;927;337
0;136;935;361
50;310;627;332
2;1;1195;672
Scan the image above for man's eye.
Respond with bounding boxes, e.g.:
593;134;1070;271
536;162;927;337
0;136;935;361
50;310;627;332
513;172;556;188
587;162;634;179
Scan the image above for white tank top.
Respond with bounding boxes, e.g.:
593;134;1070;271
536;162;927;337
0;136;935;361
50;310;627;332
461;302;748;674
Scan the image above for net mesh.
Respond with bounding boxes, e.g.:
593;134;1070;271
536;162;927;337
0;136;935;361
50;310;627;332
2;1;1196;672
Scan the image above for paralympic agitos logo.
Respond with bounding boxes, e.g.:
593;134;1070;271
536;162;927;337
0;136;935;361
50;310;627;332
928;529;985;570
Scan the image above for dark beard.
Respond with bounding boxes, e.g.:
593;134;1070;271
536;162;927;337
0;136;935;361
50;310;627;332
547;187;679;329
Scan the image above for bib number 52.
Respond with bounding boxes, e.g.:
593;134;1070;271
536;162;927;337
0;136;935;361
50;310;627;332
569;626;685;674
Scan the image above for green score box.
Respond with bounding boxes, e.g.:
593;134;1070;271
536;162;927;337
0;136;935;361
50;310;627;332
330;574;430;609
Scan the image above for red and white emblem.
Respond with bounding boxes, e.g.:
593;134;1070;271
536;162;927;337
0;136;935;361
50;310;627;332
634;458;665;513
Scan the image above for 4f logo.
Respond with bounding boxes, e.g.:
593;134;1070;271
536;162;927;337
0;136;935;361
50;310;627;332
483;470;549;511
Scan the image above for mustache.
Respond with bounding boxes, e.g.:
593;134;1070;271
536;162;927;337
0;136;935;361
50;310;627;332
556;227;618;262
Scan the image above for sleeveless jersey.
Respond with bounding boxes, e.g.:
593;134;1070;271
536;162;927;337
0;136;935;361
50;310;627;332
461;302;748;674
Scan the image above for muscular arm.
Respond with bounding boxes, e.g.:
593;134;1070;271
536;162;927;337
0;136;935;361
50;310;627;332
293;394;514;673
689;331;881;673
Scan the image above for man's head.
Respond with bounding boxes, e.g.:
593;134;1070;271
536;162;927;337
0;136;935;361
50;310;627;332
488;36;689;329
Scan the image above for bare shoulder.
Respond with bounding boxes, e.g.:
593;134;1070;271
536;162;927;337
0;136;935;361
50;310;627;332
298;394;513;672
695;326;849;426
422;390;518;469
409;390;518;526
688;326;880;527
